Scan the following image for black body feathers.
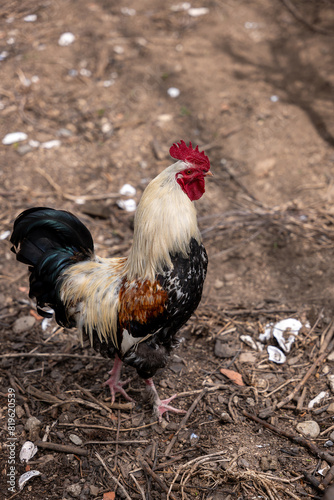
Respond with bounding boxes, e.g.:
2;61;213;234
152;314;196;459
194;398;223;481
10;207;94;323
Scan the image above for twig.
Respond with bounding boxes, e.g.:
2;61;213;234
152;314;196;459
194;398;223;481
58;421;158;432
140;460;178;500
130;473;146;500
164;388;207;456
264;378;301;399
35;440;88;456
83;440;150;445
95;452;132;500
74;383;115;414
0;352;105;360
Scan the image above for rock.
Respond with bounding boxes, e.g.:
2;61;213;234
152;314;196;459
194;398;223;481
12;316;36;334
214;278;224;289
239;351;257;364
214;339;236;358
25;416;42;441
2;132;28;145
254;158;276;178
58;32;75;46
327;351;334;361
260;455;278;471
16;405;25;418
90;485;99;497
330;431;334;441
66;483;82;498
17;144;33;156
296;420;320;439
69;434;83;446
328;374;334;393
220;412;233;424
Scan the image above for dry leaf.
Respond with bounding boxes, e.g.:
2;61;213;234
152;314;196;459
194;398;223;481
220;368;244;386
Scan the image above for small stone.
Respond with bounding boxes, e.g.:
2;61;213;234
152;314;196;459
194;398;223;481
13;316;36;334
260;455;278;471
69;434;83;446
66;483;82;498
328;374;334;393
214;339;236;358
330;431;334;441
16;405;25;418
58;32;75;46
2;132;28;145
214;279;224;289
328;403;334;414
239;351;257;364
220;412;233;424
25;416;42;441
328;351;334;361
167;87;180;98
90;485;99;497
17;144;33;156
296;420;320;439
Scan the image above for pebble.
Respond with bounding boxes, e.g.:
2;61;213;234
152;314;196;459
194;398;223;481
66;483;82;498
239;351;257;364
214;339;236;358
220;412;233;424
58;32;75;46
214;278;224;289
41;139;61;149
330;431;334;441
2;132;28;145
24;14;37;22
188;7;209;17
12;316;36;334
328;374;334;393
119;183;136;196
328;351;334;361
117;199;137;212
25;416;42;441
17;144;33;156
296;420;320;439
90;485;99;497
167;87;180;98
327;403;334;414
69;434;83;446
260;455;279;471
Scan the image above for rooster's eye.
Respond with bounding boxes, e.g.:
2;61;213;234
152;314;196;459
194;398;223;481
185;170;192;175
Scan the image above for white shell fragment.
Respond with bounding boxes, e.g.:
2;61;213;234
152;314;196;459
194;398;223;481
167;87;180;98
0;230;10;240
117;199;137;212
20;441;38;462
119;183;136;196
2;132;28;145
267;346;286;364
264;318;304;353
58;32;75;46
171;2;191;11
188;7;209;17
24;14;37;22
41;140;61;149
308;391;329;409
240;335;258;351
18;470;41;490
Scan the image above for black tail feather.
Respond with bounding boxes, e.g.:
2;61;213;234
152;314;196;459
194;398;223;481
10;207;94;326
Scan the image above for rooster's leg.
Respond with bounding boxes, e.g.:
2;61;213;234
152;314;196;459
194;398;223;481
103;354;133;404
144;378;186;422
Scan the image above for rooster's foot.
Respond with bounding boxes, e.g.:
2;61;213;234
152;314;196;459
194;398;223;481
144;378;186;422
103;354;134;404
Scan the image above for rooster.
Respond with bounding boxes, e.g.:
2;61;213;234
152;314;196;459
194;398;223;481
10;140;211;420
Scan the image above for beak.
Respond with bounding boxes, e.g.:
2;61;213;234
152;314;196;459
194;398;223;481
206;171;214;177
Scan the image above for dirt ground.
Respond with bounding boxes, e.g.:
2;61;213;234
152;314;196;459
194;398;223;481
1;0;334;498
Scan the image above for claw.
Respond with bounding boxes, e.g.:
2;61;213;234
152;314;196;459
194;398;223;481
144;378;186;422
103;354;134;403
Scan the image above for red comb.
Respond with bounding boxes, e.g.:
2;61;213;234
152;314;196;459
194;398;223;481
169;140;210;171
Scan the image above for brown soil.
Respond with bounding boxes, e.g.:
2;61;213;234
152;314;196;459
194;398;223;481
1;1;334;498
